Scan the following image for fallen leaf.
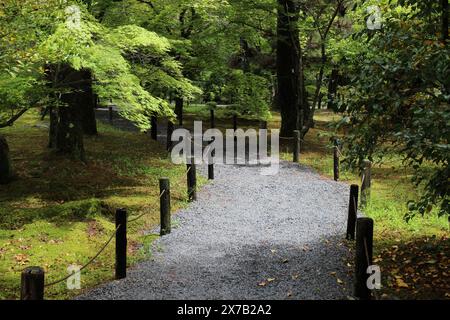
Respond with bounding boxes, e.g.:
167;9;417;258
396;278;409;288
14;254;29;264
405;267;415;273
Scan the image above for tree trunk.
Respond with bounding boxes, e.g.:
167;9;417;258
276;0;301;137
0;135;12;184
46;64;87;161
175;97;183;126
442;0;448;43
327;68;339;109
48;107;58;148
55;102;85;161
78;70;97;135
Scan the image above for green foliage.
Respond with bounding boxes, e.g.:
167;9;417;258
0;0;204;130
333;0;449;218
97;0;272;119
0;0;60;125
222;70;271;120
39;6;179;129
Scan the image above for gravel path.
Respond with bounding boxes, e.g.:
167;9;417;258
78;160;354;300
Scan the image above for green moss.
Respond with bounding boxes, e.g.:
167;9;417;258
0;199;109;229
0;113;200;299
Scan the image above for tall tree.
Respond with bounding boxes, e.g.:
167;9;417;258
277;0;302;137
0;0;197;161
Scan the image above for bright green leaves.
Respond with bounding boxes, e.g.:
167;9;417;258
103;25;202;102
222;70;272;120
105;25;171;55
1;0;206;130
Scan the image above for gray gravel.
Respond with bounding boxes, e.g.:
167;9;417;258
78;161;354;300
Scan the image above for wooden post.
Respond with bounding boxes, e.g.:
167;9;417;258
20;266;44;300
151;115;157;140
293;130;300;163
333;143;340;181
233;114;238;131
108;106;113;124
346;184;359;240
208;139;214;180
166;121;174;151
208;162;214;180
354;217;374;300
175;98;183;126
187;157;197;201
159;178;171;236
115;208;127;280
360;160;372;207
210;109;215;129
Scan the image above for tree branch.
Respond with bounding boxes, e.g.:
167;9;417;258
0;107;29;128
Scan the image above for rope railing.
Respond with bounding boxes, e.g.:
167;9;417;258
20;169;184;300
43;224;121;288
336;145;344;158
127;189;167;223
24;114;381;300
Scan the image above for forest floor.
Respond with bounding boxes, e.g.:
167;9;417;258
0;110;203;299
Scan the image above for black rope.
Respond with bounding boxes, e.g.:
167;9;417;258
44;224;121;287
128;190;166;223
